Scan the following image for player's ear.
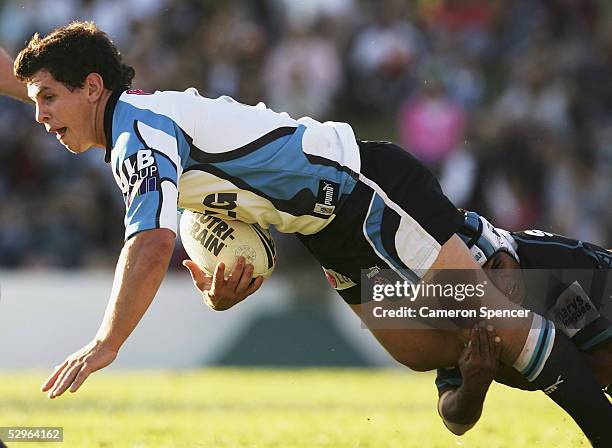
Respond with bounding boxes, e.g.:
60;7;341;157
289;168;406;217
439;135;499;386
84;72;105;102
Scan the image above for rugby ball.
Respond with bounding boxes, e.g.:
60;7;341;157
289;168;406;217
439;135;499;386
180;210;277;279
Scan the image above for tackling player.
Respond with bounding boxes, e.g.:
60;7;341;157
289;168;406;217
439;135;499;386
436;211;612;435
1;22;611;445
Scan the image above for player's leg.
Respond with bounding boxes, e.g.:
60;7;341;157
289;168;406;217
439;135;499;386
491;344;612;391
350;319;465;372
587;342;612;385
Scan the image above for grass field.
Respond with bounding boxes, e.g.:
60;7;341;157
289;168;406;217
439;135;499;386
0;369;587;447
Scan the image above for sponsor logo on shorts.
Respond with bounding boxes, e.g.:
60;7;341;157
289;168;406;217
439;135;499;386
314;180;340;216
543;375;564;395
322;267;356;290
364;265;397;288
366;265;381;279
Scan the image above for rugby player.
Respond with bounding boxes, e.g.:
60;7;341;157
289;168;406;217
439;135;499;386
1;22;611;445
435;211;612;435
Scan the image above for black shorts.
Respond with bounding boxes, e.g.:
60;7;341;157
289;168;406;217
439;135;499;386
297;141;463;305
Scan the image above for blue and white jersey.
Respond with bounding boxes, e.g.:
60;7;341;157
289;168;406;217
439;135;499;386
103;88;361;240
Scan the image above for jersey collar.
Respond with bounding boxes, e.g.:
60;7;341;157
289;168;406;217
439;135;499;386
103;89;125;163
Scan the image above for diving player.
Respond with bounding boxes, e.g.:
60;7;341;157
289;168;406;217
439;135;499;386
1;22;611;445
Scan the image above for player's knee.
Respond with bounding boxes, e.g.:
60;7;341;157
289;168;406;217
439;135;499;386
406;361;431;372
393;353;434;372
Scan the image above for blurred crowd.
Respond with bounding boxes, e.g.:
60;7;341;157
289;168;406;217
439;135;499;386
1;0;612;269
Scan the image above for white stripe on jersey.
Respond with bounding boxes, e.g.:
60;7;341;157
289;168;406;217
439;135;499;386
160;180;179;234
178;169;332;234
299;117;360;174
111;131;133;194
120;89;198;138
136;121;182;174
359;173;441;273
362;194;412;282
395;215;440;272
122;90;299;153
120;91;360;171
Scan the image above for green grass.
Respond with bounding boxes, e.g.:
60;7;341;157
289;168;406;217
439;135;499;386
0;369;588;447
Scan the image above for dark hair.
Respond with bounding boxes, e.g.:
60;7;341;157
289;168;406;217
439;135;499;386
14;21;135;91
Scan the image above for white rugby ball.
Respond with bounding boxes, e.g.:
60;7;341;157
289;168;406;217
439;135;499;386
180;210;277;279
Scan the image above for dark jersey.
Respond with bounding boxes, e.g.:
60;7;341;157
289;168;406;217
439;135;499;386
512;230;612;271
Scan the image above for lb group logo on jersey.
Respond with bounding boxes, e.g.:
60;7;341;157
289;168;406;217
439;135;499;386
117;149;160;206
314;180;340;216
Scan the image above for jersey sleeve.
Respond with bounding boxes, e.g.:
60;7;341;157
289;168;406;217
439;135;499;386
112;120;183;240
435;367;463;395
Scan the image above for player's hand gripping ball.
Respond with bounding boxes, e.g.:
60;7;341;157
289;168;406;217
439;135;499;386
180;210;277;279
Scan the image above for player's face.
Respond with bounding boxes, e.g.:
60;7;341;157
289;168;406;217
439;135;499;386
27;70;97;153
483;251;526;305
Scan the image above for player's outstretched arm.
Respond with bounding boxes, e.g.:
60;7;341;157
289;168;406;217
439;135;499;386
41;228;175;398
438;325;501;435
0;47;29;102
183;257;263;311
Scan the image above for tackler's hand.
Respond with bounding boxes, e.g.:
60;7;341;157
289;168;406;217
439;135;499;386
458;324;502;393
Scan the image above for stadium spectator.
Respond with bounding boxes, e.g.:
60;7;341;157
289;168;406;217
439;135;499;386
0;0;611;271
397;79;466;169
